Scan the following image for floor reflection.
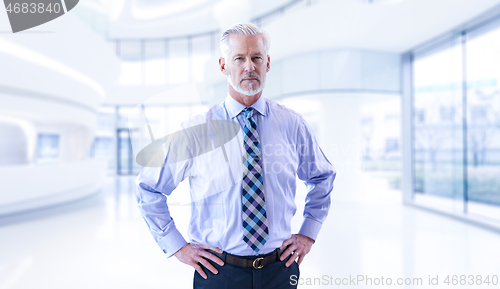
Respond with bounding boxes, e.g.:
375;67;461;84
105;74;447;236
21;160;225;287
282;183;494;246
0;173;499;289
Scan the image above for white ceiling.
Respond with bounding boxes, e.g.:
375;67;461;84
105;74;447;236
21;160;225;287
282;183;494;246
265;0;500;60
88;0;500;57
96;0;292;39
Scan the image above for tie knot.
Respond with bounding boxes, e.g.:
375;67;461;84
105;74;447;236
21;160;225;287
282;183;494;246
244;107;254;119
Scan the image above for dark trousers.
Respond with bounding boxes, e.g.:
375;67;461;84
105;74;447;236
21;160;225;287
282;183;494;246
194;249;300;289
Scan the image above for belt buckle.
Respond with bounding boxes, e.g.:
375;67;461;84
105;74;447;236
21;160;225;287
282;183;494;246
253;257;264;269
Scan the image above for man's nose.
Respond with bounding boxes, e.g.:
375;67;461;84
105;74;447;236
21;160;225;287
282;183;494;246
244;58;255;71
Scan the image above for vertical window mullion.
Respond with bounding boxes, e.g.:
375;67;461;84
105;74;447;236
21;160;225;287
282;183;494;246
461;31;469;214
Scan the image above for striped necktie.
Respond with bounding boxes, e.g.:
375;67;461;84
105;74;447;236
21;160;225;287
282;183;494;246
241;107;269;252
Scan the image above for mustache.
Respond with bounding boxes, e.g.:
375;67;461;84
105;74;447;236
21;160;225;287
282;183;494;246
240;73;260;82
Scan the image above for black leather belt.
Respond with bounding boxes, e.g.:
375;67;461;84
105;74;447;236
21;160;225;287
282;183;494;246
207;247;287;269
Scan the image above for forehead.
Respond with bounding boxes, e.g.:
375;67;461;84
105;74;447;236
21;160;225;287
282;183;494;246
227;34;266;56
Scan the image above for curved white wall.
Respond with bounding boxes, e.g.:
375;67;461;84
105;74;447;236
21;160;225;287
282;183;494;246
0;160;106;216
0;13;119;216
269;49;400;95
0;89;104;215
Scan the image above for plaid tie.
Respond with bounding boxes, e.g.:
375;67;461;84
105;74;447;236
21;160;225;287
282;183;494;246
241;107;269;252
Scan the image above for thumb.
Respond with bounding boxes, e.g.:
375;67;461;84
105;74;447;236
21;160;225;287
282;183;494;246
280;237;292;249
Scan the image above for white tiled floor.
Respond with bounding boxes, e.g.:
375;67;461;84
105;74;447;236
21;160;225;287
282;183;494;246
1;173;500;289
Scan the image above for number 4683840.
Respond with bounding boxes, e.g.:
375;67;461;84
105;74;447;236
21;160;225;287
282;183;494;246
444;275;498;286
5;3;61;14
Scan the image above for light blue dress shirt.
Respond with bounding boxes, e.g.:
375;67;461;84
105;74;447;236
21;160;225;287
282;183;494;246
135;94;336;258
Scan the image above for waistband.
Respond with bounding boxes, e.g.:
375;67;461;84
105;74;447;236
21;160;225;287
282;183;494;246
207;247;288;269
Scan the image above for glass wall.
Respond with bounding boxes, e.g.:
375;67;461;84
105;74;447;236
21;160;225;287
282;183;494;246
411;17;500;222
114;33;218;86
361;95;401;171
91;104;208;176
91;107;116;173
466;22;500;220
361;94;401;189
412;36;465;212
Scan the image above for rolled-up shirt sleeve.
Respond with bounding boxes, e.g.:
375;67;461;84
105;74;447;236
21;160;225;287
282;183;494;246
295;117;336;241
135;132;193;258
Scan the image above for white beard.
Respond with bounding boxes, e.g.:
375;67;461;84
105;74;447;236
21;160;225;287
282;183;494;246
227;69;265;96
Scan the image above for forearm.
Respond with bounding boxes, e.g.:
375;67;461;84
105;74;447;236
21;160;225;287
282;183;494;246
296;117;336;241
299;163;336;240
135;161;190;257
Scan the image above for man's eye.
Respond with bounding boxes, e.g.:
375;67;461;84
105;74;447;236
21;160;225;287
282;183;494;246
235;57;242;60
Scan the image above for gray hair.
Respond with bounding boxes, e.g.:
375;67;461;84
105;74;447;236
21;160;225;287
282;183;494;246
219;23;271;58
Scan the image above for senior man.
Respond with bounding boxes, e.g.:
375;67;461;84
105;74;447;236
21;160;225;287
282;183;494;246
135;23;336;289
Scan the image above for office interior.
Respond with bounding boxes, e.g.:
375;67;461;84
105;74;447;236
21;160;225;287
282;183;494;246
1;0;500;288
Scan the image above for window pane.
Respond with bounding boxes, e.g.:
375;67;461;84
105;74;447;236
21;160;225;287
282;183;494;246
37;134;60;162
191;35;212;83
119;40;143;85
119;40;141;61
168;38;189;85
413;36;464;212
119;61;142;86
361;95;401;174
93;107;116;173
466;23;500;220
145;40;166;85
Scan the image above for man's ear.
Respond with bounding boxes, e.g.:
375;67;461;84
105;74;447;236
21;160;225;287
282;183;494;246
219;57;227;75
266;55;271;73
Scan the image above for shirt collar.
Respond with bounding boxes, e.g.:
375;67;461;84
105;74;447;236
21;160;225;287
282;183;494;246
224;94;267;119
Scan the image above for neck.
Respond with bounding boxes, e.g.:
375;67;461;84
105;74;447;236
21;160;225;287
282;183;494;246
228;85;263;107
